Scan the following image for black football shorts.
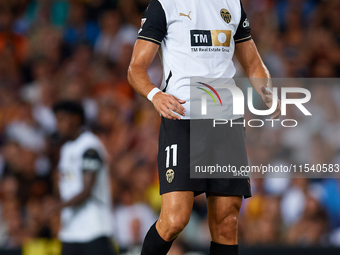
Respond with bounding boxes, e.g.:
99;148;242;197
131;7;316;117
61;236;116;255
158;117;251;198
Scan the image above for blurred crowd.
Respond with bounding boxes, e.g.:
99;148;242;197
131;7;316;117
0;0;339;254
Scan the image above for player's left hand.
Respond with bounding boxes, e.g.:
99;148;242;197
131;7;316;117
260;86;281;120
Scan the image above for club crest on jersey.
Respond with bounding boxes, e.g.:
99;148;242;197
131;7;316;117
166;169;174;183
220;9;231;23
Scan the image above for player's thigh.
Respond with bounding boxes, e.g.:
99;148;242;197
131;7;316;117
158;191;194;225
80;237;116;255
207;195;242;227
158;117;206;195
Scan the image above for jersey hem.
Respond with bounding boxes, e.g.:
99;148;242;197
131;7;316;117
59;232;112;243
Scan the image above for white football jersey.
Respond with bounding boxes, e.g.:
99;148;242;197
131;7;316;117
138;0;251;119
58;131;112;242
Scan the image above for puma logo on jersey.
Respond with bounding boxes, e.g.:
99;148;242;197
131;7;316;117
180;11;192;20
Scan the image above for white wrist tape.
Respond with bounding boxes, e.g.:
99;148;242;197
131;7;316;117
147;87;161;102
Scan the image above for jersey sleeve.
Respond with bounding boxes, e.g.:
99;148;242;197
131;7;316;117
81;148;103;172
137;0;167;45
234;1;252;44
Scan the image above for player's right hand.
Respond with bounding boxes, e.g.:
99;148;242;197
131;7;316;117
260;86;281;120
152;92;186;120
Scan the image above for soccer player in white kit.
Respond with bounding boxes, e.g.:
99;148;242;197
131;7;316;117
53;101;116;255
128;0;281;254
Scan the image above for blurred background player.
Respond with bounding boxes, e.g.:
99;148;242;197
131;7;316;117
52;101;116;255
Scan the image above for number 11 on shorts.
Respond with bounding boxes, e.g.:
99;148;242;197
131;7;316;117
165;144;177;168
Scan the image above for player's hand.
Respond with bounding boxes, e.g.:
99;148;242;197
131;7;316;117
260;86;281;120
152;92;186;120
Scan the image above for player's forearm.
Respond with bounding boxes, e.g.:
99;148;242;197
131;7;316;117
128;64;158;99
246;61;272;95
235;40;272;95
